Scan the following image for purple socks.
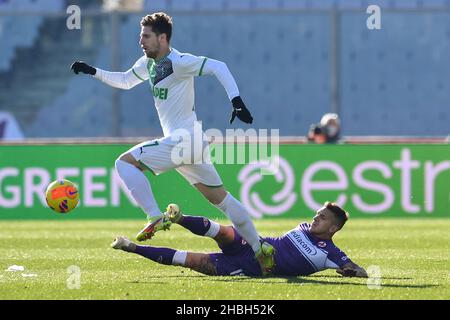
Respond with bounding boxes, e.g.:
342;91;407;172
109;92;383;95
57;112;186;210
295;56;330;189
178;215;211;236
134;245;176;265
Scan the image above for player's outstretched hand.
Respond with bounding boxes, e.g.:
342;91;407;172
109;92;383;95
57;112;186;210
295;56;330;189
336;268;357;277
336;266;368;278
70;61;96;75
230;96;253;124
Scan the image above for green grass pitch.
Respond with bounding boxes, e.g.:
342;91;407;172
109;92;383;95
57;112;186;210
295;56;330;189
0;218;449;300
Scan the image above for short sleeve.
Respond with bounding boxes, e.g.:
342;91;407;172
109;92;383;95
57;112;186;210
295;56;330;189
131;56;150;82
173;53;208;77
326;245;352;269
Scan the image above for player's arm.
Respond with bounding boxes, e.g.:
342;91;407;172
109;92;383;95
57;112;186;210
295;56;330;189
336;261;368;278
174;55;253;124
201;58;253;124
70;58;148;90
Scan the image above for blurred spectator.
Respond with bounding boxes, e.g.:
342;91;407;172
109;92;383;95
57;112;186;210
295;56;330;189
307;113;341;144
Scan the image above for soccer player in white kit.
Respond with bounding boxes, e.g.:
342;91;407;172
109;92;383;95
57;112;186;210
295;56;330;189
71;12;275;274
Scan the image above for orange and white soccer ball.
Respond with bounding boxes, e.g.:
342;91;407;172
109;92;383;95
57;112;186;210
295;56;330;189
45;179;79;213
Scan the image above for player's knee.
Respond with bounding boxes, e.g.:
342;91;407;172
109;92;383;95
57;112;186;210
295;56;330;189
206;189;227;205
187;254;216;275
114;158;122;169
197;255;217;276
216;226;235;243
205;194;222;205
116;153;143;171
216;226;228;238
115;158;127;171
118;152;132;163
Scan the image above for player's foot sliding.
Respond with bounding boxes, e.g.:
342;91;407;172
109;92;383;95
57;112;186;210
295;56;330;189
135;205;176;241
111;236;136;252
111;236;185;267
255;241;276;276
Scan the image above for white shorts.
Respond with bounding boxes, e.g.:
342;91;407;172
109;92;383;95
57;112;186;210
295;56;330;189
127;135;223;187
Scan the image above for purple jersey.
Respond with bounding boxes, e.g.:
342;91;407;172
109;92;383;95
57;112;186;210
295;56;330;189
265;222;351;276
208;223;351;277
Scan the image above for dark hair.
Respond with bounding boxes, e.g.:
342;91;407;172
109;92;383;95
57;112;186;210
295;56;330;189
324;201;349;229
140;12;173;41
313;125;323;135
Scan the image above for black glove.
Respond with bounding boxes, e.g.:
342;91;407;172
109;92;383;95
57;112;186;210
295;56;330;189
71;61;96;75
230;96;253;124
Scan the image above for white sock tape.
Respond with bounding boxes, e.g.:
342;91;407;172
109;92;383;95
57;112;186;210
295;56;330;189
172;250;187;266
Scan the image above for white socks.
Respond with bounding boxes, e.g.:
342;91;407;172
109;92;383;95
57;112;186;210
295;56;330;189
205;220;221;238
215;193;261;253
115;159;161;218
172;250;187;266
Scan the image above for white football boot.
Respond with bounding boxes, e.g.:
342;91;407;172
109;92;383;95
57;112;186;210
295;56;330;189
111;236;136;252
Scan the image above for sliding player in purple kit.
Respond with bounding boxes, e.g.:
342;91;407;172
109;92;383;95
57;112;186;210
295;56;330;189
111;202;368;278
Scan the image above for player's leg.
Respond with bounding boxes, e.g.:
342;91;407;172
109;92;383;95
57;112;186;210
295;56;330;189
185;253;218;275
176;165;258;250
115;152;161;217
168;208;235;247
195;183;262;251
176;165;262;251
176;164;275;275
198;184;276;275
114;138;178;241
111;236;217;275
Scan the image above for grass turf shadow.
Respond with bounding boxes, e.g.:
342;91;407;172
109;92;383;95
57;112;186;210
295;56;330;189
126;274;437;289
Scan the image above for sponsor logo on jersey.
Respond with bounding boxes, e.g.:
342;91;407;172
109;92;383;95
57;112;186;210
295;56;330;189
289;230;317;255
152;87;168;100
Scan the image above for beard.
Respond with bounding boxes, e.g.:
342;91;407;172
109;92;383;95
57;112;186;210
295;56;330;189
144;43;160;59
145;50;156;58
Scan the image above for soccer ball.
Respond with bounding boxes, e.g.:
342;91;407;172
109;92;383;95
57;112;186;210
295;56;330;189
45;179;79;213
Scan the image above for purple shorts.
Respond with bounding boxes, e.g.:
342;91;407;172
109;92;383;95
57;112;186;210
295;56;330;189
208;228;262;277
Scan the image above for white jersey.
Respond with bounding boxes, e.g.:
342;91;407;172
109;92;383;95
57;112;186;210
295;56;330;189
94;47;240;137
